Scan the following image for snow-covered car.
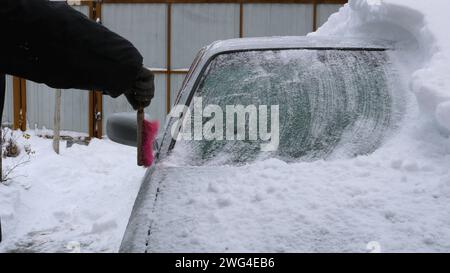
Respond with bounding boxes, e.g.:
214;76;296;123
108;36;403;252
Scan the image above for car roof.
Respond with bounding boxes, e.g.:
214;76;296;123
204;36;393;57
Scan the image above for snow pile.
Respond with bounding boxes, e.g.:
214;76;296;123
149;149;450;252
0;130;144;252
312;0;450;133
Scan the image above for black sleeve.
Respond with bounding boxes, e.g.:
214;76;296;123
0;0;143;98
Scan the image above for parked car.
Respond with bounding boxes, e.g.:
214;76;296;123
108;36;402;252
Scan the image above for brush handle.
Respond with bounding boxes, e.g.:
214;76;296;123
137;108;144;166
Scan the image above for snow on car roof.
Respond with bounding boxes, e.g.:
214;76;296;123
205;36;393;56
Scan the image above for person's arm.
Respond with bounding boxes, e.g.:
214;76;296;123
0;0;143;98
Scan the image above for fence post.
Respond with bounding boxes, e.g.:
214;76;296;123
12;77;26;131
88;0;103;138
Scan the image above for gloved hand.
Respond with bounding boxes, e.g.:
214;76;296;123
125;67;155;110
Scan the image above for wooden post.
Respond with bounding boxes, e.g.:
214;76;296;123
89;91;103;138
88;0;104;138
53;89;61;154
12;77;26;131
13;77;20;131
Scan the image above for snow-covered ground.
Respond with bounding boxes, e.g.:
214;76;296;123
0;130;145;252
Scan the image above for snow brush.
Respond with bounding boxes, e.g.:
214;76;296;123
137;108;159;167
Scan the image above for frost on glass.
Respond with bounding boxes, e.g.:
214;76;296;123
172;49;399;165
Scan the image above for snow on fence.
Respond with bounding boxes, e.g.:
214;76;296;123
5;0;345;137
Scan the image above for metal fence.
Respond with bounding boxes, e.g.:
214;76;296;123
4;0;346;137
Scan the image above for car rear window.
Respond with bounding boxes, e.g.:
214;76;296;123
170;49;402;165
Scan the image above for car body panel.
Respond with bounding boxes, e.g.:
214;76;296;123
119;36;396;252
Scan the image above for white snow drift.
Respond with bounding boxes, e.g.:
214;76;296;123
0;130;145;252
313;0;450;133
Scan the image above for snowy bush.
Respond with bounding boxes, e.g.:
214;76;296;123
1;128;33;184
2;129;20;158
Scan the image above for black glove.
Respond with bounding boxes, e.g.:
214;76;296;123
125;67;155;110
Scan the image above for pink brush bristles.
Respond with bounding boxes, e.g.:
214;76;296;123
141;119;159;167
